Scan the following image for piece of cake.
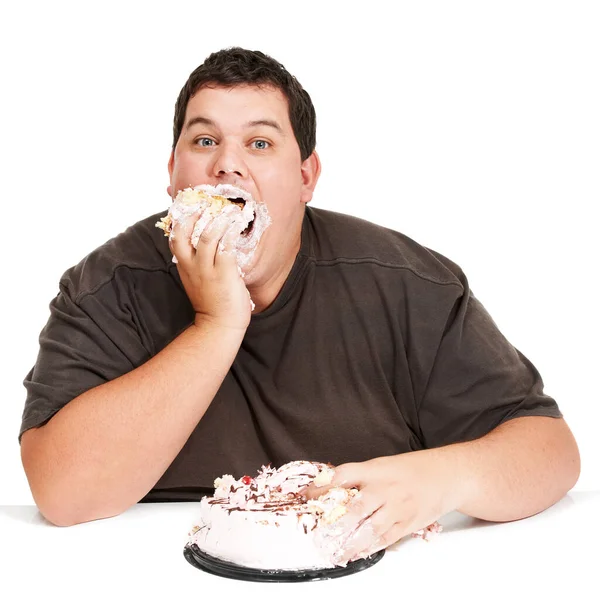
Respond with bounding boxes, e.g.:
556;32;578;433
186;460;442;572
156;183;271;271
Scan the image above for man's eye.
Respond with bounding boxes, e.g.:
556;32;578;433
252;140;270;150
196;138;214;147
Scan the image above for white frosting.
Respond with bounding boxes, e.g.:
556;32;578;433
157;184;272;272
187;461;356;570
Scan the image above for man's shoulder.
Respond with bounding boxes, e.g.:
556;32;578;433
305;206;465;290
59;210;173;302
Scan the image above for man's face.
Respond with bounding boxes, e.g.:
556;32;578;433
168;84;319;286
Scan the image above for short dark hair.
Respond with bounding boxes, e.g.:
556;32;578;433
172;47;316;162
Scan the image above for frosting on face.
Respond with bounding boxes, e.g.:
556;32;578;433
156;183;272;272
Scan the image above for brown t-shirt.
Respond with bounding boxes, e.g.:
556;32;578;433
20;206;561;501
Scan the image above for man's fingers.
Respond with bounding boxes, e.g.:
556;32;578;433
332;489;384;538
170;208;244;288
313;489;384;563
350;520;414;560
336;506;391;563
341;490;373;521
195;213;236;268
213;244;240;275
380;521;409;551
302;484;330;500
331;462;369;490
345;517;443;562
317;491;381;538
220;222;240;253
169;211;202;263
303;463;365;500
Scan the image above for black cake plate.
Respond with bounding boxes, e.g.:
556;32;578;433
183;543;385;582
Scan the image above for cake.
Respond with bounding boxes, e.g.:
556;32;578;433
186;460;442;572
156;183;271;272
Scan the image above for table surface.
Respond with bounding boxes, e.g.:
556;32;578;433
1;490;598;595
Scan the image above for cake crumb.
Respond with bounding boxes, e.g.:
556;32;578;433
313;468;335;487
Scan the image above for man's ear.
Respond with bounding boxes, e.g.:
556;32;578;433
167;151;175;198
300;151;322;205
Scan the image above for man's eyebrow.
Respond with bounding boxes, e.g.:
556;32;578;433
246;119;284;135
185;116;215;130
185;116;285;135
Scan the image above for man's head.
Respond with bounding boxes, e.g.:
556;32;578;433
167;47;321;288
172;47;316;161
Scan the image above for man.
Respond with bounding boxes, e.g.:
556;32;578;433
20;48;580;560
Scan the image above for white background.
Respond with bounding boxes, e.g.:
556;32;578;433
1;0;598;505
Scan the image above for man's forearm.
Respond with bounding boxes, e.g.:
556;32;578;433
21;321;245;527
440;416;580;522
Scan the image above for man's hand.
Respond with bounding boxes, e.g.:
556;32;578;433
304;451;461;564
170;209;253;331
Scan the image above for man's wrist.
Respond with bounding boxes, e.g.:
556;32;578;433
192;313;249;335
426;442;479;515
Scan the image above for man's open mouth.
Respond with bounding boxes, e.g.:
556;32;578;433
227;197;255;237
242;216;255;236
228;198;246;208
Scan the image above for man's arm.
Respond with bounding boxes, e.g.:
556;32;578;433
21;321;245;527
305;415;580;562
21;211;252;527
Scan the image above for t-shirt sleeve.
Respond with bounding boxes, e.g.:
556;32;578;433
417;277;562;449
19;281;151;442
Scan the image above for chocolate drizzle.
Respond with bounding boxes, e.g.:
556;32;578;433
204;461;340;538
208;498;228;505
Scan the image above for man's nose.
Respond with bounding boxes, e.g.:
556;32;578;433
212;144;247;178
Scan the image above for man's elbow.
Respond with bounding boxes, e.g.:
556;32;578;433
561;420;581;493
20;427;122;527
509;415;581;495
27;480;122;528
36;497;81;527
530;416;581;513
